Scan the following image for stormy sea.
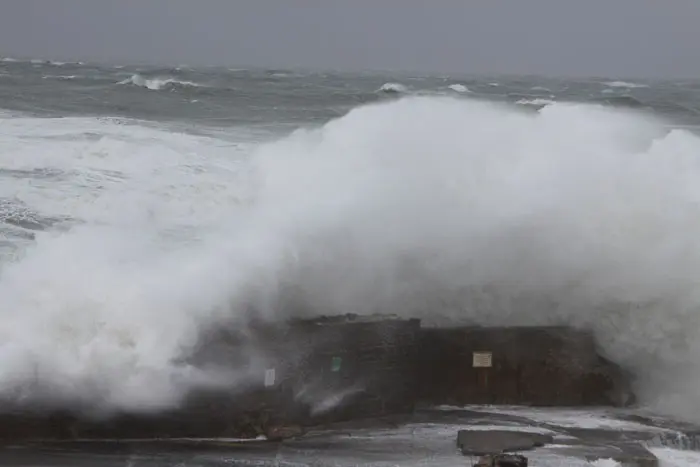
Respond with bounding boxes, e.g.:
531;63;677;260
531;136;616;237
3;57;700;466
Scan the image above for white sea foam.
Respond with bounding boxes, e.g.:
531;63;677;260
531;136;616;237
118;73;202;91
376;82;407;93
587;460;622;467
604;81;649;89
649;447;700;467
217;96;700;424
516;98;556;106
446;406;671;432
448;83;470;93
0;116;258;411
4;96;700;421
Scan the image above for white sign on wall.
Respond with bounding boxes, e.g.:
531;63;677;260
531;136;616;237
472;351;493;368
264;368;276;387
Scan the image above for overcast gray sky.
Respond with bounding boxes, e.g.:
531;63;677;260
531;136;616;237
1;0;699;78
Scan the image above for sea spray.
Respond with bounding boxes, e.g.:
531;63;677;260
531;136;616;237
3;97;700;421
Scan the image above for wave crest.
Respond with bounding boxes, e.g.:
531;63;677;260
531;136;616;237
604;81;649;89
448;84;470;93
516;98;556;107
376;82;408;94
118;74;202;91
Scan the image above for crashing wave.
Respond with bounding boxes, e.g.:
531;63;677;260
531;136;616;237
118;74;202;91
516;98;557;107
376;82;408;94
448;84;470;93
0;197;68;232
7;97;700;421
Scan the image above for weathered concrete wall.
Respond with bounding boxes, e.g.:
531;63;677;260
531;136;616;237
0;320;636;441
189;314;422;426
0;315;421;440
417;326;635;407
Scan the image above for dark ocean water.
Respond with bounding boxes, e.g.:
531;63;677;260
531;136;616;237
3;58;700;128
3;57;700;465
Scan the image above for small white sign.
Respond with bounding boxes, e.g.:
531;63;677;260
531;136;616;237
264;368;276;387
472;351;493;368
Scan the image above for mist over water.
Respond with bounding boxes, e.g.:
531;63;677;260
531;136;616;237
3;60;700;424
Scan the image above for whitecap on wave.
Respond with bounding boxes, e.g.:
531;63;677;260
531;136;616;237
604;80;649;89
448;84;470;93
118;73;203;91
516;97;557;107
376;82;408;94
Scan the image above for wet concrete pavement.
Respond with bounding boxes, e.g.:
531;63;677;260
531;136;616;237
1;406;699;466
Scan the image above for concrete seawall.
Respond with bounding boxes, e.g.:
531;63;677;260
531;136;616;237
0;316;635;441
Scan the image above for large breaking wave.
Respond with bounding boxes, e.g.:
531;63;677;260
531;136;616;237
2;96;700;421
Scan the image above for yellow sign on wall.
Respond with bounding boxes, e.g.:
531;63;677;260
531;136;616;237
472;351;493;368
